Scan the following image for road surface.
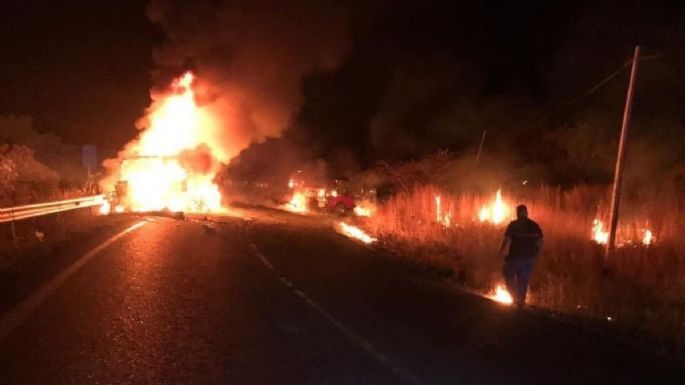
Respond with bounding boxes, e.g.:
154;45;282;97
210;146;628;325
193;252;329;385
0;212;681;385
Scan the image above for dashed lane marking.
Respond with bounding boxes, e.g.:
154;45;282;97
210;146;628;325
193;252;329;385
248;241;423;385
0;220;148;341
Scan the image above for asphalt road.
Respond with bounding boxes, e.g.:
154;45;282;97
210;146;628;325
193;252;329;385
0;213;681;385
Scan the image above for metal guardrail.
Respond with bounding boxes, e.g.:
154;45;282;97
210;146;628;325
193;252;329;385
0;195;106;223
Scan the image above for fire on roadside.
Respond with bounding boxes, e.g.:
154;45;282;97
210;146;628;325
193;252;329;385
592;219;609;244
478;189;510;225
642;229;654;246
591;218;655;247
434;195;452;227
338;222;377;244
354;199;376;217
286;191;308;213
487;284;513;305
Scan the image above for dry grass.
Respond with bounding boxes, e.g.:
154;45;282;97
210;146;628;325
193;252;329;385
366;184;685;345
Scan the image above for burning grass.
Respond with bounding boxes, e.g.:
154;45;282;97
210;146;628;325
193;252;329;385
365;184;685;345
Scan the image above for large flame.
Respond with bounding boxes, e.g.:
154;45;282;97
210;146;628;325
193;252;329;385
110;72;222;213
479;189;510;225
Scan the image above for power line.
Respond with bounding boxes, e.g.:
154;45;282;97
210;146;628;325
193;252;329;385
534;53;662;126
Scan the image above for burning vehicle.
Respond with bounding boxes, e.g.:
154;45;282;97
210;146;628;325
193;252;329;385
105;155;218;214
100;72;223;214
284;175;376;216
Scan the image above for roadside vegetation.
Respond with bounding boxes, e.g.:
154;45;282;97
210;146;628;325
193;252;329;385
359;155;685;349
1;115;100;256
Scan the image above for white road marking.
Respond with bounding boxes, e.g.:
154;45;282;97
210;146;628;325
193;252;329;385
0;220;147;341
248;243;275;270
248;241;423;385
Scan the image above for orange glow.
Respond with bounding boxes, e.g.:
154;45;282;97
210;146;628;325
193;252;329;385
592;219;609;245
286;191;308;213
354;199;376;217
487;284;513;305
111;72;222;213
479;189;510;225
642;229;654;246
591;219;655;247
338;222;377;244
434;195;451;226
98;201;111;215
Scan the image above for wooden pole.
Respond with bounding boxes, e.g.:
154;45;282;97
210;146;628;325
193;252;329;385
606;46;640;259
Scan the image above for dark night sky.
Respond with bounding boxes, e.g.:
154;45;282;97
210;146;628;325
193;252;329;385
1;0;683;177
0;0;155;153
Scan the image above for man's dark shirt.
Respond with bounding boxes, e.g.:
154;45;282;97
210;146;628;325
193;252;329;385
504;217;543;260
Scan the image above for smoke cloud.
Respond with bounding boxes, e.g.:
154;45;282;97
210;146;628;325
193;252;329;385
145;0;349;163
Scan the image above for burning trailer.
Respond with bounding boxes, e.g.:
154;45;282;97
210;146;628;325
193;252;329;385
99;72;224;215
103;155;220;214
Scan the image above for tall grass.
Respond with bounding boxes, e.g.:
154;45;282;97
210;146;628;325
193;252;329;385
365;184;685;345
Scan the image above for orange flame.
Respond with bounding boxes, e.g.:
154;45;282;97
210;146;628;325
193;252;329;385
479;189;510;225
487;284;513;305
354;199;376;217
591;218;655;247
435;195;452;227
642;229;654;246
112;72;222;213
286;191;308;213
98;201;111;215
592;219;609;245
338;222;377;244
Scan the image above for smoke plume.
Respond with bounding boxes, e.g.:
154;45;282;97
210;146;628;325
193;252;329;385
145;0;349;163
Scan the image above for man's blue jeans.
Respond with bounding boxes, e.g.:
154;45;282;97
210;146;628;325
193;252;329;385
503;258;536;306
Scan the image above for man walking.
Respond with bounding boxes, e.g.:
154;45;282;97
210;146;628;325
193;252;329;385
499;204;543;308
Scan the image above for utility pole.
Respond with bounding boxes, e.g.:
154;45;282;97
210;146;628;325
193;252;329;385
476;129;487;164
606;46;640;259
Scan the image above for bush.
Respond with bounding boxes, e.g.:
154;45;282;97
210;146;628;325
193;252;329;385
0;144;60;206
